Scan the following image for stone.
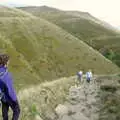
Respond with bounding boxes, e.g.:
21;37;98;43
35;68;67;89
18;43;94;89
35;115;43;120
61;115;73;120
71;112;89;120
55;104;69;117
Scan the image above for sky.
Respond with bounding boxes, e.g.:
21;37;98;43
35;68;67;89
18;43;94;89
0;0;120;27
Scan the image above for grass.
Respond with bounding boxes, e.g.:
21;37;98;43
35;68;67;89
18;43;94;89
17;76;75;120
0;74;119;120
18;6;119;43
92;36;120;67
99;75;120;120
19;6;120;67
0;6;119;91
99;91;120;120
0;34;41;91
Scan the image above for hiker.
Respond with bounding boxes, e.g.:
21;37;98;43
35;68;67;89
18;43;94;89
0;54;20;120
86;70;93;83
76;70;83;85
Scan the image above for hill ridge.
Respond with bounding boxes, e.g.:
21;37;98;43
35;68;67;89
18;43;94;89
0;6;119;90
18;6;120;67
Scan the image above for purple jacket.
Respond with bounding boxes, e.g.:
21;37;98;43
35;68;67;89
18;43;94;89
0;66;17;102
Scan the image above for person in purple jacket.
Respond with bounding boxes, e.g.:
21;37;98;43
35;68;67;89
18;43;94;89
0;54;20;120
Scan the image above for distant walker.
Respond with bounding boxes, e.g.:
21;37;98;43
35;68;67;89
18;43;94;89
77;70;83;85
86;70;93;83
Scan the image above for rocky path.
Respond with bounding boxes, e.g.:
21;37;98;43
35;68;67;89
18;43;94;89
55;78;100;120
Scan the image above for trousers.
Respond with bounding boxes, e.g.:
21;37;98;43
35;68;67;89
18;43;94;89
2;100;20;120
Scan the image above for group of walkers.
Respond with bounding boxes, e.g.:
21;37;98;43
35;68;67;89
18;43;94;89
76;69;93;85
0;53;94;120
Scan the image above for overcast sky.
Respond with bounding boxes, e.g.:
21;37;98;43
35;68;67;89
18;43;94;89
0;0;120;27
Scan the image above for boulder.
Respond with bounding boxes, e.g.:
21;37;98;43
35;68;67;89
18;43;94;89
61;115;73;120
71;112;89;120
35;115;43;120
55;104;69;117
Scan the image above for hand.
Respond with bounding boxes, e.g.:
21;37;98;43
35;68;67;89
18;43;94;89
0;101;1;107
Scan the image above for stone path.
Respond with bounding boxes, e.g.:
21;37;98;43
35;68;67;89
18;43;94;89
55;78;100;120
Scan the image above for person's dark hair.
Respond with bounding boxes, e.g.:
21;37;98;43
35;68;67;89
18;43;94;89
0;54;9;66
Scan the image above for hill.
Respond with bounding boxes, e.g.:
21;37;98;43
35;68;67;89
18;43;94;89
19;6;120;67
0;6;119;90
18;6;119;39
13;75;120;120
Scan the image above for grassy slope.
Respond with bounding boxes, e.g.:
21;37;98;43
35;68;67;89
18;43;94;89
0;34;40;90
0;6;119;90
98;75;120;120
91;35;120;67
18;6;118;42
18;76;75;120
0;76;75;120
19;6;120;67
14;75;120;120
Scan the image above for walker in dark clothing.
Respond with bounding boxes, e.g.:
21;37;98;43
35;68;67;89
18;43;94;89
0;66;20;120
86;77;91;83
2;100;20;120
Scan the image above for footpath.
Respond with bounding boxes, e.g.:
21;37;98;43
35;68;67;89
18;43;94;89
55;78;100;120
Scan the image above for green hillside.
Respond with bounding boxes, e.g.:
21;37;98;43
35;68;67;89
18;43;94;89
18;6;119;42
91;36;120;66
0;6;119;90
19;6;120;67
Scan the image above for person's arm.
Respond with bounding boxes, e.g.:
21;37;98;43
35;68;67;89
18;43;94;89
6;73;17;101
0;89;2;99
